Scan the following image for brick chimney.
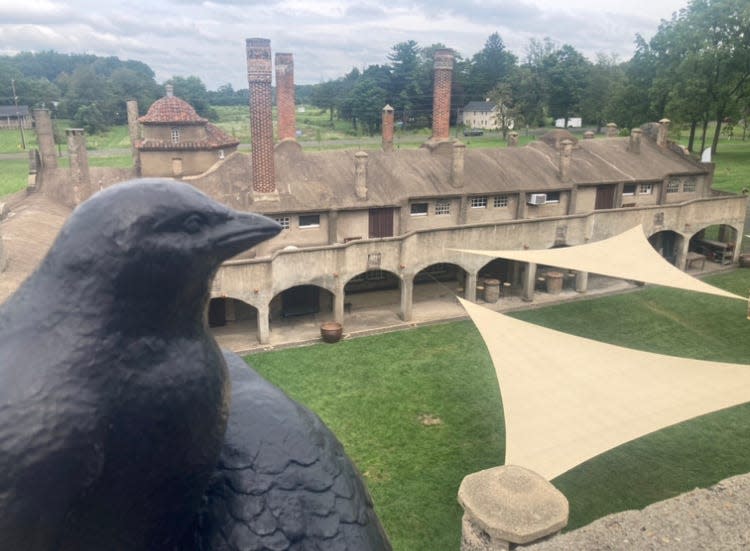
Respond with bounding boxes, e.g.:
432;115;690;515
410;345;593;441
126;99;141;175
559;139;573;182
451;141;465;188
431;49;454;141
165;84;174;97
606;122;618;137
628;128;642;154
66;128;91;205
32;109;58;169
246;38;276;195
275;53;296;141
355;151;368;199
657;118;670;147
382;104;394;152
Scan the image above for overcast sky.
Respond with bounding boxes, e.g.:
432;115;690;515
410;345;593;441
0;0;688;90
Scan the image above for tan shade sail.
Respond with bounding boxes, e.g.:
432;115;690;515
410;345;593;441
454;225;744;301
459;298;750;480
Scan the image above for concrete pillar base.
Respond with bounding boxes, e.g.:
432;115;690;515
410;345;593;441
458;465;568;550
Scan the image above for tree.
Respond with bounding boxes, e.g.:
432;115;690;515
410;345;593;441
580;54;624;131
487;83;517;137
544;44;591;127
467;33;517;100
166;76;217;120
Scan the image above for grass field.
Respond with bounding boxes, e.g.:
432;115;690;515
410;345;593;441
248;269;750;550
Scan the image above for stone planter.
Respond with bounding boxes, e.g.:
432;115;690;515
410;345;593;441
320;321;343;343
484;279;501;303
545;271;564;294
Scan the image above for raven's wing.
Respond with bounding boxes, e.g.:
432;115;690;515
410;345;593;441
184;351;391;551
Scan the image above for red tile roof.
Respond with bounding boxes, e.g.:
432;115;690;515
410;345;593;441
135;123;239;151
138;96;207;124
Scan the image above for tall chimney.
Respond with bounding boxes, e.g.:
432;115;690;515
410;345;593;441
431;49;454;141
354;151;368;199
628;128;642;154
451;141;465;188
559;139;573;182
246;38;276;195
32;108;58;169
275;53;296;141
657;118;670;147
126;99;141;175
382;105;394;152
66;128;91;205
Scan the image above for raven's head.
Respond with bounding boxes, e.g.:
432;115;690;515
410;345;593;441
41;179;281;331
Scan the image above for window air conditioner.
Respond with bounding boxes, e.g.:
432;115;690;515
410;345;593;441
528;193;547;205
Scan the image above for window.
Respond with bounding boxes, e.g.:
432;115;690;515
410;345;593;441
435;200;450;215
683;177;697;192
545;191;560;203
493;194;508;208
273;216;290;230
666;178;680;193
470;196;488;208
171;127;180;143
639;183;653;195
299;214;320;228
623;184;636;196
410;202;428;216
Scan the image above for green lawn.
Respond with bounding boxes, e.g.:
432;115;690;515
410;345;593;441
247;269;750;549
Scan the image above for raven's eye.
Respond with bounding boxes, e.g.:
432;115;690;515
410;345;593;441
182;213;206;234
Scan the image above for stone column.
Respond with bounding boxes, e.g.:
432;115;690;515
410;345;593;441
275;52;296;141
458;465;568;551
464;271;478;302
399;274;414;321
431;49;454;141
516;193;527;219
615;182;625;208
328;209;339;244
575;271;589;293
246;38;276;196
334;282;346;324
66;128;91;205
567;185;578;215
33;108;58;169
257;303;271;344
126;99;141;175
522;262;537;302
382;104;395;152
676;236;691;271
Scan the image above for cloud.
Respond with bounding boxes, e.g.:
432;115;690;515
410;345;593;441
0;0;689;89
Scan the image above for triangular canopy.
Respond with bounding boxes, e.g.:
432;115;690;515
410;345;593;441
459;298;750;480
454;225;744;301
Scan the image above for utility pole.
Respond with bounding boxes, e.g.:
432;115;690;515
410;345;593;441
10;79;26;150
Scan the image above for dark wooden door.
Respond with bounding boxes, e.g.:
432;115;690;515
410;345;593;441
369;208;394;238
595;185;616;210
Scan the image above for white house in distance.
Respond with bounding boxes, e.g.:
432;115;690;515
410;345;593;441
461;101;514;131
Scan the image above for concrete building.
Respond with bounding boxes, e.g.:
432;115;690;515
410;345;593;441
134;85;239;178
19;39;748;347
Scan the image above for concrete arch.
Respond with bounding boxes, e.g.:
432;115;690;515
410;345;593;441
687;223;740;266
269;284;336;322
647;229;684;265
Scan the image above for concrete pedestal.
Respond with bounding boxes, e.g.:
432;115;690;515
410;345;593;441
458;465;568;550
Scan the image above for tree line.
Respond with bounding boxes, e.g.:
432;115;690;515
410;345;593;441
1;0;747;152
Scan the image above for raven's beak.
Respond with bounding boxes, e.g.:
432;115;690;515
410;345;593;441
214;212;282;260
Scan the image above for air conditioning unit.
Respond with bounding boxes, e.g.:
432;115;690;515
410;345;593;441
528;193;547;205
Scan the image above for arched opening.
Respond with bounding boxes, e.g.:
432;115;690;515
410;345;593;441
413;262;467;304
649;230;682;265
270;285;334;321
689;224;738;266
208;297;260;349
344;269;401;315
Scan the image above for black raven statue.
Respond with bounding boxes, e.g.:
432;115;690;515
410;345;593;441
0;179;391;550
